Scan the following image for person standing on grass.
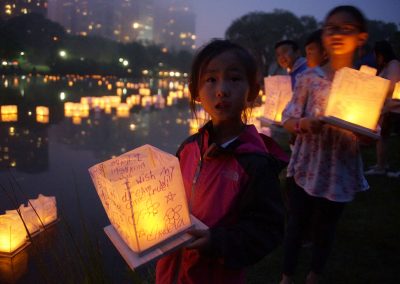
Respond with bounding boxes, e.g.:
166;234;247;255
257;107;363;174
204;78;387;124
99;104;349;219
279;5;370;284
364;40;400;176
156;39;285;284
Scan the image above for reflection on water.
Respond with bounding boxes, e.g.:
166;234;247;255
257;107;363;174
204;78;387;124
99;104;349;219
0;74;267;283
0;250;28;284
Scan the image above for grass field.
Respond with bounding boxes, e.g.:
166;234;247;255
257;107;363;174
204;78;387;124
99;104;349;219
246;133;400;284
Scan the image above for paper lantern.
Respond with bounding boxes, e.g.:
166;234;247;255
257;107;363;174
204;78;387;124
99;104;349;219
36;106;49;116
1;105;18;115
359;65;377;76
1;114;18;122
141;96;152;107
116;103;130;117
263;76;292;124
322;66;390;138
89;144;192;254
14;206;42;234
0;214;28;255
139;88;151;96
28;194;57;227
393;82;400;100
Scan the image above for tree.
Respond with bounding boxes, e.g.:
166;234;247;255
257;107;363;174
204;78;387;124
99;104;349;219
225;9;318;75
0;13;66;65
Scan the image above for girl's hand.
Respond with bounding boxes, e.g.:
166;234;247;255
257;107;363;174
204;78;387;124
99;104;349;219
185;229;210;250
299;117;324;134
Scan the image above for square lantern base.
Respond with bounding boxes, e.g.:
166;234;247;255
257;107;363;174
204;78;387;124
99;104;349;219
104;214;208;270
0;241;31;258
321;116;380;139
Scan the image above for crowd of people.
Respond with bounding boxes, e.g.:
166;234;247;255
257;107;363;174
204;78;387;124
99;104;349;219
152;4;398;284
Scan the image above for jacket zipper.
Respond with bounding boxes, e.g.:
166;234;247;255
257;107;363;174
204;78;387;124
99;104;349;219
189;157;202;212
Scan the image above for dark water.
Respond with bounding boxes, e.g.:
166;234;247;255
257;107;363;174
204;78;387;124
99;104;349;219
0;75;193;283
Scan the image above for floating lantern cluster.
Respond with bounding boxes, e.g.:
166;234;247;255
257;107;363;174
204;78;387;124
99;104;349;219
0;194;57;257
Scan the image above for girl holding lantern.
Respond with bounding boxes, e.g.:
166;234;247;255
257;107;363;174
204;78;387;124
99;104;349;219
156;39;285;284
280;6;370;284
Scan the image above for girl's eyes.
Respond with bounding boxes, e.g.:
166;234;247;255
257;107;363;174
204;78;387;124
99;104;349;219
204;76;242;83
205;77;216;83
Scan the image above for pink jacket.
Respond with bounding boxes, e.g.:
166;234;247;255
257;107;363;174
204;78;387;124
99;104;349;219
156;122;284;284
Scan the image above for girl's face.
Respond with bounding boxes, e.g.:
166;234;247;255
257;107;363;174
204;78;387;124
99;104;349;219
322;11;367;56
305;42;327;67
197;50;250;126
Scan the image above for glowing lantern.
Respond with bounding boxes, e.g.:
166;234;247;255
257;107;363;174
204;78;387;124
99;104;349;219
36;106;49;116
1;114;17;122
72;116;82;125
323;66;390;138
6;207;40;235
1;105;18;115
166;96;174;106
64;102;75;117
0;214;28;256
28;194;57;227
359;65;377;76
392;82;400;100
89;145;192;254
116;103;130;117
263;76;292;124
141;96;152;108
139;88;151;96
36;114;49;124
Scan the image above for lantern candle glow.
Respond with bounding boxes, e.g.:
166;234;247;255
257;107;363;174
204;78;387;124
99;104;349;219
322;66;390;138
89;145;192;254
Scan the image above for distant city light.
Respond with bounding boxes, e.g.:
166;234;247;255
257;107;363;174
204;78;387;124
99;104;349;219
122;60;129;66
60;92;66;100
20;52;25;56
59;50;67;58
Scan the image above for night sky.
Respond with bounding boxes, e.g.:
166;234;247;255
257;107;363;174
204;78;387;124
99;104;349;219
193;0;400;45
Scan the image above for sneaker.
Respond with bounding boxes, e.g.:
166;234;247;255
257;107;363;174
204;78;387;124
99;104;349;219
364;167;386;175
387;171;400;178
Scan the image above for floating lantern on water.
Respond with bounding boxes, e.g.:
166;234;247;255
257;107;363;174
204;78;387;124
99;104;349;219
322;66;390;139
139;88;151;96
141;96;152;108
28;194;57;227
36;106;49;116
1;105;18;122
0;213;28;256
1;105;18;115
116;103;130;117
89;145;193;255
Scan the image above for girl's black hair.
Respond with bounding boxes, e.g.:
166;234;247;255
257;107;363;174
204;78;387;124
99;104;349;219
188;39;259;116
325;5;367;32
305;29;323;47
374;40;398;64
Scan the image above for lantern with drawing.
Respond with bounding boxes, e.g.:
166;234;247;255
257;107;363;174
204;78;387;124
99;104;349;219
262;75;292;124
322;66;390;139
89;145;192;255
